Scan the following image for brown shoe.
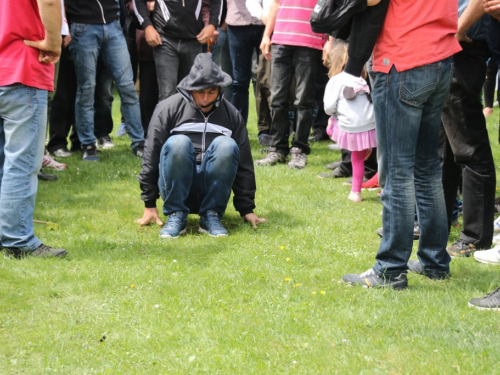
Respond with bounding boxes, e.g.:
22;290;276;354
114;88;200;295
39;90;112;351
5;243;67;258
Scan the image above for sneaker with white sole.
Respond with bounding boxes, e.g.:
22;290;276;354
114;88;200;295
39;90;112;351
288;147;307;169
342;268;408;289
199;211;228;237
468;287;500;311
492;234;500;245
42;153;67;170
473;246;500;265
52;148;73;158
82;144;100;161
328;143;341;151
97;135;115;149
160;212;187;239
255;148;287;166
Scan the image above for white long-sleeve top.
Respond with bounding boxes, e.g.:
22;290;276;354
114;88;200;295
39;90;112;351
245;0;272;20
323;72;376;134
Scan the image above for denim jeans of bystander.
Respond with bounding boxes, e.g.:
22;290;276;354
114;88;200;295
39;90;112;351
69;20;144;150
0;84;46;250
373;58;454;277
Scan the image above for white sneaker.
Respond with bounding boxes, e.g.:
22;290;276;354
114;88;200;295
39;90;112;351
97;135;115;149
474;246;500;265
328;143;341;151
494;216;500;232
492;234;500;245
42;153;67;170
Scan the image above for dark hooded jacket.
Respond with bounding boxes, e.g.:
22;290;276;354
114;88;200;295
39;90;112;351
138;54;256;216
133;0;223;40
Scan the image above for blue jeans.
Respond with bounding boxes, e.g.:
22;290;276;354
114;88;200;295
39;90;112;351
0;84;46;250
159;135;239;217
373;58;453;277
269;44;321;155
153;35;202;100
227;25;265;125
69;21;144;149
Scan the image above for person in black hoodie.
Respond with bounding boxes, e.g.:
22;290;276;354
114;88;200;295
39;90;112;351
137;53;266;238
65;0;145;161
134;0;223;101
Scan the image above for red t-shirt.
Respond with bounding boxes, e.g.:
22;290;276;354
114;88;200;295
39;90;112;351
373;0;462;73
0;0;55;91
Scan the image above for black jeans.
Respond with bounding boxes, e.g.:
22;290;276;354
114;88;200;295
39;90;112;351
311;62;330;138
154;35;201;100
269;44;321;155
48;47;113;152
441;40;496;248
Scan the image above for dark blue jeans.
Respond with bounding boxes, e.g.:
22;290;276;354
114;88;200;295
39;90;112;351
268;44;321;155
227;25;265;125
373;58;453;277
69;21;144;149
159;135;239;217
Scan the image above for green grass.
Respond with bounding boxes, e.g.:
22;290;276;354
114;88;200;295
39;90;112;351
1;95;500;374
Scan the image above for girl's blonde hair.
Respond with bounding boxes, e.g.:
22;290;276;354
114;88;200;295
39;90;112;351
325;39;367;79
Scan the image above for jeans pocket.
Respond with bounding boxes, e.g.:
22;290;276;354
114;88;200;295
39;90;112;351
71;22;88;35
2;85;34;121
399;63;440;107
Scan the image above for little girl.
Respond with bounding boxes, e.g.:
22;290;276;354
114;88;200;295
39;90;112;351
324;40;377;202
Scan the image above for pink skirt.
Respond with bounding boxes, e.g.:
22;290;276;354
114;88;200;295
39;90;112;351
327;118;377;152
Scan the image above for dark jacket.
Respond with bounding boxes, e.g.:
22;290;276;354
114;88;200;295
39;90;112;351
138;92;256;216
339;0;390;77
65;0;123;25
134;0;223;40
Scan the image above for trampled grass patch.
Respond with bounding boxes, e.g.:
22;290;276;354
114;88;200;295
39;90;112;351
1;95;500;374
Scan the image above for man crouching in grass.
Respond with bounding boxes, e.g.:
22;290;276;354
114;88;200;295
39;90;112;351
137;53;266;238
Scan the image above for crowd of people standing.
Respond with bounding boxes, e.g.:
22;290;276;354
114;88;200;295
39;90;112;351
2;0;500;312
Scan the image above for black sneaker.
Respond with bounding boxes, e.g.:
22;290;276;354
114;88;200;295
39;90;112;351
308;132;330;143
342;268;408;289
37;169;57;181
318;167;350;179
82;144;99;161
447;239;476;258
133;142;145;158
326;159;342;170
97;135;115;149
5;243;67;258
468;287;500;311
407;260;450;280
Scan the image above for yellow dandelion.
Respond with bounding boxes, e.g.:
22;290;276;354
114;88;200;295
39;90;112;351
130;284;135;288
295;283;302;287
312;291;317;295
320;290;326;295
284;277;291;281
280;245;285;250
286;257;291;262
146;266;150;269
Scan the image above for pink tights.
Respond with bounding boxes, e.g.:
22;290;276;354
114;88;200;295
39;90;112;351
351;150;368;193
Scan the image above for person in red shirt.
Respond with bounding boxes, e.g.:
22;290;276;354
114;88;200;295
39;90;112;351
343;0;461;288
0;0;67;258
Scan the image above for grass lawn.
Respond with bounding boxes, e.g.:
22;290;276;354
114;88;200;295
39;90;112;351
1;93;500;374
